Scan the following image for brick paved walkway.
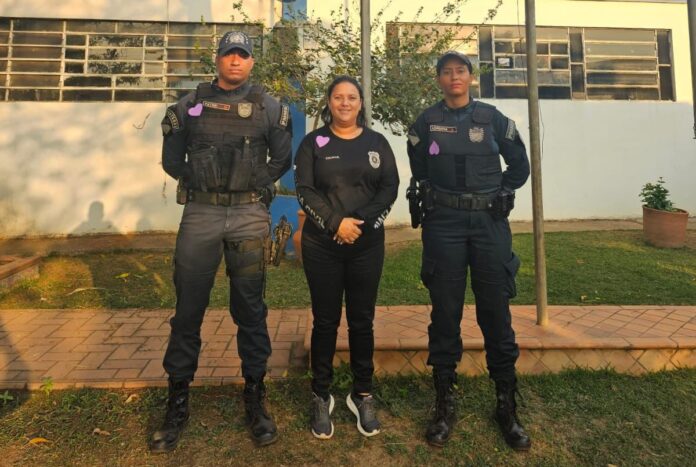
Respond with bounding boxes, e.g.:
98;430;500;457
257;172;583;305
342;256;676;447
1;306;695;390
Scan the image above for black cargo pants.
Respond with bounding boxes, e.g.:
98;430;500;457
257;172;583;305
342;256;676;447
163;201;271;383
421;205;520;383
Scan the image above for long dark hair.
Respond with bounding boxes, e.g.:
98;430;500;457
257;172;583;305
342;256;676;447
320;75;367;127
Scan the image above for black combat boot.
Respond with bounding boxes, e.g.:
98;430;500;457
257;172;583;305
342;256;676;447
425;372;457;447
243;379;279;446
494;378;531;451
149;379;191;453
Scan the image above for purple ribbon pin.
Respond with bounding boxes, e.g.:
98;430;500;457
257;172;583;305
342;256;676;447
429;141;440;156
316;135;330;148
187;103;203;117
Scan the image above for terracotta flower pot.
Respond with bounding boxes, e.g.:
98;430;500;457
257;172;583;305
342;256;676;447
292;209;307;262
642;205;688;248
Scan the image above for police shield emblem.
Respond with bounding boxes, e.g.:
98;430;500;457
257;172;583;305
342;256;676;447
469;127;485;143
238;103;253;118
368;151;380;169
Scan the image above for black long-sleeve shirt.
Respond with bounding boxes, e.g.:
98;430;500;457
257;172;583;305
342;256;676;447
407;99;530;191
161;80;292;184
295;126;400;234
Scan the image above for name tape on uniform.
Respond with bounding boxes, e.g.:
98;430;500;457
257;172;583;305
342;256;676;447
203;101;231;111
429;125;458;134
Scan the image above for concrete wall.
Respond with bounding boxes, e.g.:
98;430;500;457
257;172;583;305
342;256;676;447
0;0;694;236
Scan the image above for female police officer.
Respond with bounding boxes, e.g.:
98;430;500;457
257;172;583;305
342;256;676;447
407;51;531;450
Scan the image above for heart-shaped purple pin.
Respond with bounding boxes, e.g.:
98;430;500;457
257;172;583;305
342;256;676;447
187;103;203;117
316;135;330;148
429;141;440;156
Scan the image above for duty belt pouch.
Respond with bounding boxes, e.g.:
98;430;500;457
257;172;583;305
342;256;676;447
189;145;221;192
226;137;253;192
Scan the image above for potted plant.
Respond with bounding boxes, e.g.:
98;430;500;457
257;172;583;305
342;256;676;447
639;177;689;248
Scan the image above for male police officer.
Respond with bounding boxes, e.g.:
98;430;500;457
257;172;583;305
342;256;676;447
407;51;531;450
151;31;292;452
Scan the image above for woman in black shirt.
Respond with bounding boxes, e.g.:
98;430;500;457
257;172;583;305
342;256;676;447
295;76;399;439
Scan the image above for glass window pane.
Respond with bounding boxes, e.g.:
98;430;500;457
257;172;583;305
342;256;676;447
0;32;8;44
539;86;571;99
587;72;657;85
571;64;585;94
116;76;164;88
512;55;548;69
167;36;211;48
146;36;165;47
585;28;654;42
65;62;84;74
494;42;513;54
480;64;494;97
513;42;549;55
10;74;60;87
64;76;112;87
166;77;201;89
66;21;116;33
13;19;63;32
145;49;164;60
495;86;527;98
89;35;143;47
9;89;60;101
12;33;63;46
13;46;63;59
12;61;61;72
569;29;583;62
586;57;657;71
0;47;8;58
495;56;513;69
551;57;569;69
587;87;658;100
66;35;86;46
495;69;526;84
0;19;10;31
0;60;7;72
88;62;142;74
144;62;164;74
166;62;207;74
115;89;162;101
479;26;493;61
166;49;201;61
549;43;568;55
585;42;655;57
88;48;144;61
168;23;214;35
656;31;671;65
659;66;674;101
63;89;113;101
537;27;568;40
65;49;86;60
117;22;166;34
494;26;524;40
539;70;570;85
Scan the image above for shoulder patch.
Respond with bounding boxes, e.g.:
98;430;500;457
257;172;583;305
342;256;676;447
167;108;180;130
279;104;290;128
505;118;517;141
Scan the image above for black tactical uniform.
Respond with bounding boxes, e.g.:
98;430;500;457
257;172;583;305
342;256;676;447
408;55;531;449
151;33;292;453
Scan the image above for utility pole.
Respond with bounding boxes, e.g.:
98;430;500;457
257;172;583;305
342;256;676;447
360;0;372;127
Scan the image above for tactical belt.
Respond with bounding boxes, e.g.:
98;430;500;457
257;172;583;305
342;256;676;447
186;190;259;206
432;190;495;211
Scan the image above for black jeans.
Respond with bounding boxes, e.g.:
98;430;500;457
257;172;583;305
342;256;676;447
302;221;385;397
163;201;271;383
421;206;520;383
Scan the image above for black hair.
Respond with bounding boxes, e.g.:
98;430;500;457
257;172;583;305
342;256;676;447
320;75;367;127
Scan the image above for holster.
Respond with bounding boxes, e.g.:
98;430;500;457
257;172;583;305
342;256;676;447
492;190;516;219
406;177;422;228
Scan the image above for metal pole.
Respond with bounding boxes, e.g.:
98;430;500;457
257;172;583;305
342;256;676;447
688;0;696;138
524;0;548;325
360;0;372;127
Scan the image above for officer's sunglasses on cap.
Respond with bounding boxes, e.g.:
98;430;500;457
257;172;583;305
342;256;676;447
221;48;250;59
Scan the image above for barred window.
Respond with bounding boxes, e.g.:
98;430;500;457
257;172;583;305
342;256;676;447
0;17;261;102
388;22;675;101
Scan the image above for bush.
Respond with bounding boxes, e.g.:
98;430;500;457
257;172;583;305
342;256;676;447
640;177;675;211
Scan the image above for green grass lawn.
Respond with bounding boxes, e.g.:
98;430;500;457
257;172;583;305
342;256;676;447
0;369;694;466
1;230;694;309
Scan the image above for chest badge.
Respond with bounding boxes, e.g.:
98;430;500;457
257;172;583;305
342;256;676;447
469;127;485;143
238;103;253;118
368;151;380;169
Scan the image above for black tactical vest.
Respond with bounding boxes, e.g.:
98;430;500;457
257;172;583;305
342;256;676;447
424;101;502;193
185;83;270;192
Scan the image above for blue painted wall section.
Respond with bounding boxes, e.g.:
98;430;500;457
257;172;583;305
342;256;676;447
270;0;308;256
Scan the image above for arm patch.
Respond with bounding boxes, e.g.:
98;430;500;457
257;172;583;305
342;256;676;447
279;104;290;128
505;118;516;141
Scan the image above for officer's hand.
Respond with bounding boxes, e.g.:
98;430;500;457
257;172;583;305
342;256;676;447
334;218;364;245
